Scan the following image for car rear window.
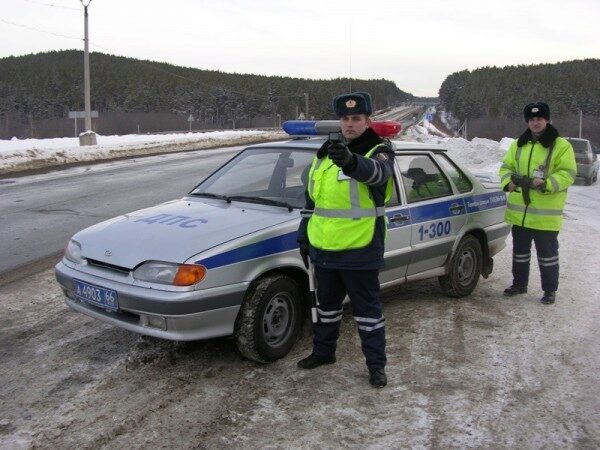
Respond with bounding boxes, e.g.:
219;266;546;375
568;139;589;156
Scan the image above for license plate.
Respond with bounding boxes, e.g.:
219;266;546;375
73;279;119;312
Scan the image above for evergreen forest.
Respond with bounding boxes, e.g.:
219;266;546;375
438;59;600;142
0;50;413;138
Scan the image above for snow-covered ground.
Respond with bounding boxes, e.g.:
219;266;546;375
404;124;512;179
1;122;599;448
0;123;510;177
0;129;285;175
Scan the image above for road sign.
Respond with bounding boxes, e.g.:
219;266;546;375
426;113;433;121
69;111;98;119
69;110;98;136
187;115;194;122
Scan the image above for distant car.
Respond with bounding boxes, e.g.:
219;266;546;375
566;137;599;185
55;120;510;363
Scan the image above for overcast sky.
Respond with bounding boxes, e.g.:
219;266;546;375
1;0;599;97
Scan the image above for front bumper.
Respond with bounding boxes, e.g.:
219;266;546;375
55;261;247;341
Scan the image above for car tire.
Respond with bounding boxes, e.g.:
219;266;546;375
585;176;592;186
234;274;303;363
438;234;482;298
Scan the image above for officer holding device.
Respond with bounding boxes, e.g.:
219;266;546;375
297;92;395;388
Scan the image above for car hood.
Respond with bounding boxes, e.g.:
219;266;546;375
74;198;297;269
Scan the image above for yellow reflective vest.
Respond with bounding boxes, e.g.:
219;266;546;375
499;136;576;231
307;144;393;251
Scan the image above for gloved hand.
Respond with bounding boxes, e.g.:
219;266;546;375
299;241;310;269
531;177;546;191
328;142;354;168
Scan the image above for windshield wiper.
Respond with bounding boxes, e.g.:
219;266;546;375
189;192;230;202
227;195;295;212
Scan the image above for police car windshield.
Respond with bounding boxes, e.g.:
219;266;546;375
190;147;315;209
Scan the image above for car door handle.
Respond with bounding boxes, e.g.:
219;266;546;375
390;214;409;223
449;203;465;214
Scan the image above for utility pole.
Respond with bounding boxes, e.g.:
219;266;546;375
457;119;468;140
79;0;97;146
579;109;583;138
304;93;309;119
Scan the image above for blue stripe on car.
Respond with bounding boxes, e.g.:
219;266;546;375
464;192;507;213
197;191;505;269
197;231;298;269
409;198;466;224
386;207;411;229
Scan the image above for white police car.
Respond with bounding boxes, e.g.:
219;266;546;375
55;120;510;362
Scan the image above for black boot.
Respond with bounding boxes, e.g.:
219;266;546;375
503;285;527;296
541;291;556;305
369;368;387;388
297;353;336;370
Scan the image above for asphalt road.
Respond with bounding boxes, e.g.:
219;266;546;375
0;146;243;278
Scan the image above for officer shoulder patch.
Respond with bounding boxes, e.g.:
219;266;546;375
376;152;389;161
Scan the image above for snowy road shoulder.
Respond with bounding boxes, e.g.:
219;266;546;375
0;130;286;175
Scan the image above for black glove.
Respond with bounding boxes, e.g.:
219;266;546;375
328;142;354;169
510;174;532;205
299;241;310;269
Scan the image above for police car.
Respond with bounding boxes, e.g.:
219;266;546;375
55;120;510;363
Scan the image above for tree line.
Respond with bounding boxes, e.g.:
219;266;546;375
438;59;600;143
0;50;413;139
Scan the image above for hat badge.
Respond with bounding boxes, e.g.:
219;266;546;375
345;99;356;108
531;107;539;113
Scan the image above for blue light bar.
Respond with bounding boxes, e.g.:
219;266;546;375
282;121;318;136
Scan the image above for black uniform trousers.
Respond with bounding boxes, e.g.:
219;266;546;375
511;225;559;292
312;266;386;369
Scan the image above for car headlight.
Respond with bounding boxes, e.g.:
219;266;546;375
65;240;83;264
133;261;206;286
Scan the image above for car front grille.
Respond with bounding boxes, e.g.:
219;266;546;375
86;258;131;274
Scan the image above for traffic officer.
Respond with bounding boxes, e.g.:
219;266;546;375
296;92;395;388
499;102;576;304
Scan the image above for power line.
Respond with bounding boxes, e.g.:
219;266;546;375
1;18;329;102
1;16;303;100
0;18;81;41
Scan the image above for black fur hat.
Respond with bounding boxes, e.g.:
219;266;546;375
524;102;550;122
333;92;373;118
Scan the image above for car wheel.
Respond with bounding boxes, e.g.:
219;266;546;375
438;234;482;298
234;274;303;363
585;176;592;186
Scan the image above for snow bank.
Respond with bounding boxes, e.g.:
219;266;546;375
0;130;286;175
401;130;509;174
0;121;515;178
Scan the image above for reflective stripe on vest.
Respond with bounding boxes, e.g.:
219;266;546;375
506;203;563;216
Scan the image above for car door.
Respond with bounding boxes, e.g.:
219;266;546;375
380;162;411;285
396;153;467;276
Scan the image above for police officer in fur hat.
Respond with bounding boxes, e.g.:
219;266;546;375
499;102;576;304
296;92;395;387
